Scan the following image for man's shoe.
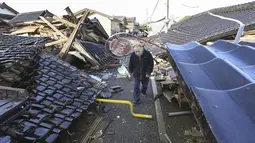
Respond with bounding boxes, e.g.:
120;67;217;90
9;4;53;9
132;100;140;106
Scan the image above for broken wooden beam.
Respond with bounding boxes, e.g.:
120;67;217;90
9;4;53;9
65;6;79;24
11;26;40;35
0;85;26;93
45;39;68;47
53;16;77;28
59;10;90;57
39;16;67;39
81;117;104;143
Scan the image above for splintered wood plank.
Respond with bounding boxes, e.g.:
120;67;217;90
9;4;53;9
59;11;89;57
53;16;77;28
39;16;67;39
45;39;68;47
11;26;39;34
65;6;79;23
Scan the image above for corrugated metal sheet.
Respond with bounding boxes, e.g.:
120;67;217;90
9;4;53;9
167;40;255;142
239;41;255;48
160;2;255;45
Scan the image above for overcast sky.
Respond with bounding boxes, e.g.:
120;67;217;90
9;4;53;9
5;0;254;23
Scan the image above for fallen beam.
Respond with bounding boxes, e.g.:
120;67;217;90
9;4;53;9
65;6;79;24
53;16;77;28
59;10;89;57
45;39;68;47
11;26;39;35
81;117;104;143
39;16;67;39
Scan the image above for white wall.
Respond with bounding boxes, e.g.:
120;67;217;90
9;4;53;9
111;21;121;35
89;14;112;36
0;8;16;15
148;21;165;36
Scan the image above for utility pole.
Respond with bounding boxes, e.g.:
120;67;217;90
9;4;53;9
146;8;149;24
165;0;169;33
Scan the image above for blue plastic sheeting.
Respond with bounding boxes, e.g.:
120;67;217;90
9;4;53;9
167;40;255;142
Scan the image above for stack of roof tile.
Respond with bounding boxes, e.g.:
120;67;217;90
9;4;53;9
79;41;116;66
0;34;106;142
0;35;45;88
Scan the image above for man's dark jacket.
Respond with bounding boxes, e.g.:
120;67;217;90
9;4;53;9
129;49;154;80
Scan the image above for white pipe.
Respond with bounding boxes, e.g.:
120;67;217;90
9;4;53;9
208;12;245;44
168;111;192;117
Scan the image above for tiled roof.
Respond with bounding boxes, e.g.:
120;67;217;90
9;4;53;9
9;10;54;24
160;1;255;45
0;2;18;14
80;41;116;66
0;34;47;45
0;35;106;142
167;40;255;142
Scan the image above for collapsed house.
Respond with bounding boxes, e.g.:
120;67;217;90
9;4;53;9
0;6;122;143
151;1;255;143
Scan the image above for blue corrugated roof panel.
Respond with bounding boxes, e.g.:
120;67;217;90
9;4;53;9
167;40;255;142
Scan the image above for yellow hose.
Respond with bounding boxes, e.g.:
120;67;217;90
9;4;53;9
96;98;152;119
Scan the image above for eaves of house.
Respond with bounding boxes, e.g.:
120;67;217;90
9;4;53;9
9;10;54;24
159;1;255;45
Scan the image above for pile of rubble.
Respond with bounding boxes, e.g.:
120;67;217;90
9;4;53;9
0;7;121;143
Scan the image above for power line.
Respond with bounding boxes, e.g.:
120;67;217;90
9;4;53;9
181;4;199;8
150;0;160;19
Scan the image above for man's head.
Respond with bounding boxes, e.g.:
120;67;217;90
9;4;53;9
133;43;144;56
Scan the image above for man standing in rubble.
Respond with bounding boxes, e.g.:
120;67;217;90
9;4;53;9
129;43;154;105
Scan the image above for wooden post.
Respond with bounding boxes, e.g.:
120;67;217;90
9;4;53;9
53;16;77;28
65;6;79;24
59;10;90;57
45;39;68;47
39;16;67;39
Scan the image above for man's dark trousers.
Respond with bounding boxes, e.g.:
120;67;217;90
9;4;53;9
133;77;149;103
